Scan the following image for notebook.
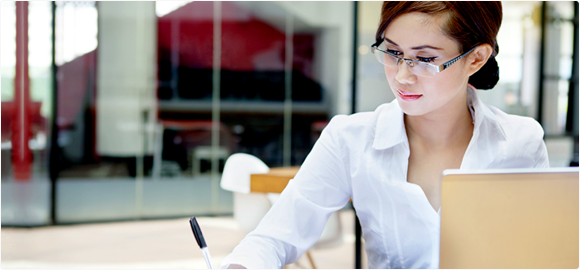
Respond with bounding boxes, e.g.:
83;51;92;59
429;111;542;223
439;167;579;269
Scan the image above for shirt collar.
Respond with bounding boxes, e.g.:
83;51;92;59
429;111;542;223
373;86;506;150
373;99;407;150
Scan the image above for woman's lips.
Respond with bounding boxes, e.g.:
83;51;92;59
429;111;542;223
397;89;423;101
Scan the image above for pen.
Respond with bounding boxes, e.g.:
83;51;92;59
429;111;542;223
189;217;214;269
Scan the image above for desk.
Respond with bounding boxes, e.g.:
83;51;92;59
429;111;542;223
250;167;363;269
250;167;300;193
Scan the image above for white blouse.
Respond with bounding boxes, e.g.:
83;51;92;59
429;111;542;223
221;87;550;269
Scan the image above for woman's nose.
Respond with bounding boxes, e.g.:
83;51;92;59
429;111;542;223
395;61;417;84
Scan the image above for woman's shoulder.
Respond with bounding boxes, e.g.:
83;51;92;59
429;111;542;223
327;102;396;131
481;104;549;167
324;101;398;142
484;104;545;142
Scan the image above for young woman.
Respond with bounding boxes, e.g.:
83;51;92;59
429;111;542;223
221;2;549;268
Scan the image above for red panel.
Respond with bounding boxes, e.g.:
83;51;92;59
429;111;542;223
157;2;314;75
57;50;97;129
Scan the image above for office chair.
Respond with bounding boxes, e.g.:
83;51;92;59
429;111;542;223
220;153;343;268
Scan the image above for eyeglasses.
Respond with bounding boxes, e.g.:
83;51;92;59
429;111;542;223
370;40;478;77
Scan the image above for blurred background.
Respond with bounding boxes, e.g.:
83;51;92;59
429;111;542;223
0;0;578;268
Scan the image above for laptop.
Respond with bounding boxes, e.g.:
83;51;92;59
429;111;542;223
439;168;579;269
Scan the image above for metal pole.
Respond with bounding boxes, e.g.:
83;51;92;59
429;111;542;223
355;213;362;269
135;3;144;219
566;1;579;166
49;1;59;224
565;1;578;135
171;13;180;99
352;2;362;269
283;13;294;167
537;1;547;126
352;1;358;115
211;1;222;210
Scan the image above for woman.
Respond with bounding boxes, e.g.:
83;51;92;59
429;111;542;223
221;2;549;268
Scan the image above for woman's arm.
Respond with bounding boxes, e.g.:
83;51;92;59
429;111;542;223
220;116;353;268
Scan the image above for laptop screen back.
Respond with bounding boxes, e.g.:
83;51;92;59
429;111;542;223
439;168;579;269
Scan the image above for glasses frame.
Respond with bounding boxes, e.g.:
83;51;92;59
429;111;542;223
370;40;479;76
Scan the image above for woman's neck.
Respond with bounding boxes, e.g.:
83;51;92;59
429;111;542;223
404;90;474;150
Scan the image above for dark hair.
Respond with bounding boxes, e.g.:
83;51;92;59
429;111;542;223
375;1;503;90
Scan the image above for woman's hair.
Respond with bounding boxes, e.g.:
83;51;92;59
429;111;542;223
376;1;503;90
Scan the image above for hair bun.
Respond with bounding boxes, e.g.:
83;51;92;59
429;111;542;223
468;56;499;90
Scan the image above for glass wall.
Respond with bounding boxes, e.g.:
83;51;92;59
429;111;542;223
1;1;53;226
537;1;578;167
1;1;354;225
1;1;53;179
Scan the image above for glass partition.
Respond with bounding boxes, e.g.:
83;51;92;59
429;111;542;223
1;1;53;226
1;1;354;225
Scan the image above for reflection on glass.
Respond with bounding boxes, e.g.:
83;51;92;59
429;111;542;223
157;2;326;171
1;1;16;178
541;1;574;135
55;2;98;174
1;1;52;180
1;1;16;102
55;1;97;65
157;2;321;103
3;1;352;224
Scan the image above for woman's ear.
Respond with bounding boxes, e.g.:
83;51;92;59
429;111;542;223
468;44;493;76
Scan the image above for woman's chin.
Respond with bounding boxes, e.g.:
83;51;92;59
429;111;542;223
398;101;429;116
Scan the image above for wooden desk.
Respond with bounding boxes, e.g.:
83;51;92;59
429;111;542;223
250;167;363;268
250;166;300;193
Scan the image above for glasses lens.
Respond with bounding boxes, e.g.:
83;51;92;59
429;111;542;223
411;62;437;77
373;49;397;67
412;62;436;77
372;44;398;67
371;42;438;77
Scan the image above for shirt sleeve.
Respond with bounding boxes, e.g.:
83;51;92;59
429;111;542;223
220;115;353;269
532;122;550;168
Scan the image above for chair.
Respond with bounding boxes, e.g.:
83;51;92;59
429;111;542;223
220;153;272;232
220;153;343;268
152;120;232;179
192;146;230;177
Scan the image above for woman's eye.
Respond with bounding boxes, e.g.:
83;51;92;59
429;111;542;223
386;49;402;56
417;56;436;63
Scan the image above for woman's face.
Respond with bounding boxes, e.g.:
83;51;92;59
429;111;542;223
383;12;472;117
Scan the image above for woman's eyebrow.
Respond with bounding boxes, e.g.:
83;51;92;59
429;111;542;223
384;38;399;47
411;45;443;50
384;38;443;50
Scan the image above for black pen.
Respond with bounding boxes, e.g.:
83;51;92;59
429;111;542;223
189;217;214;269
